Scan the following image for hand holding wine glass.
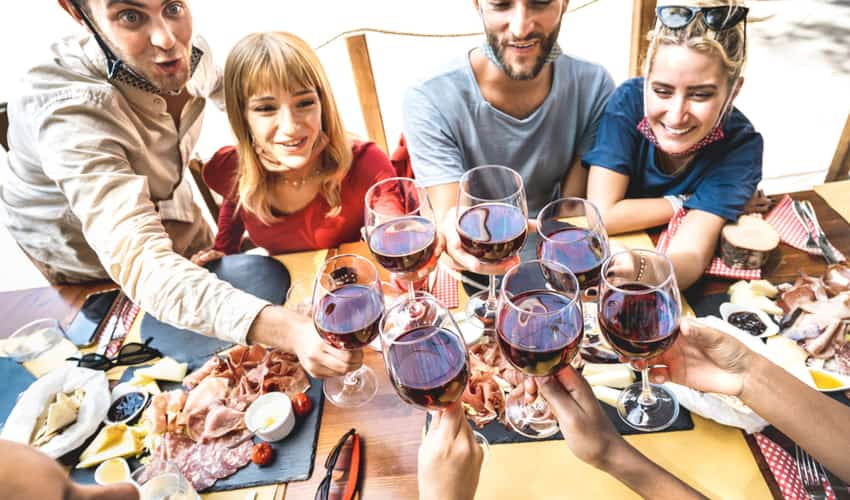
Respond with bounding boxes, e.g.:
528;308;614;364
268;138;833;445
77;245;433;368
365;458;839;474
598;249;682;431
312;254;384;407
417;401;484;500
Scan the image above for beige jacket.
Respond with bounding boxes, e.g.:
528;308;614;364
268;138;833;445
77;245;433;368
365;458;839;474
0;34;267;345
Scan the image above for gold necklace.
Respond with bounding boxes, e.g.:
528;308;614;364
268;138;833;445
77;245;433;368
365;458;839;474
278;167;324;188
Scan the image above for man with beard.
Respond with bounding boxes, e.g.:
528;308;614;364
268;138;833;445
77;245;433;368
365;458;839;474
402;0;614;275
0;0;362;378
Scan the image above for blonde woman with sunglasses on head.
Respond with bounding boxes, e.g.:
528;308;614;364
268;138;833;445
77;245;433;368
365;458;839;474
585;2;764;289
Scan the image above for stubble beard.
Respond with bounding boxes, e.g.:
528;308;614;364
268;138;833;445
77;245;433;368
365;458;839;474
487;22;561;81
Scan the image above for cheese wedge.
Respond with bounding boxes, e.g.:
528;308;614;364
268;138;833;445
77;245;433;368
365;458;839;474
77;424;146;469
591;386;621;408
134;357;187;383
765;336;814;387
585;365;635;389
127;375;161;395
750;280;779;298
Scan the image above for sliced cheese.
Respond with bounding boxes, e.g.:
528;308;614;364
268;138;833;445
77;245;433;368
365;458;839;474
127;375;161;395
764;336;814;387
77;424;146;469
585;365;635;389
750;280;779;298
582;363;629;377
134;357;187;383
591;386;621;408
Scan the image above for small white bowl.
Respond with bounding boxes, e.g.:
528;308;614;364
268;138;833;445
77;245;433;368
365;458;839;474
719;302;779;338
104;383;150;425
245;392;295;442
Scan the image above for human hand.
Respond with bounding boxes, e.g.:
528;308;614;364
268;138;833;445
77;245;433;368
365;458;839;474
441;206;521;275
742;189;771;214
537;367;625;470
286;311;363;378
647;318;753;397
418;401;483;500
190;248;224;267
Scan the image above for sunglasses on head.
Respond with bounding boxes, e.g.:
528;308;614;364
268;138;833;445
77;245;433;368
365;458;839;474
67;338;161;371
315;428;361;500
656;5;749;31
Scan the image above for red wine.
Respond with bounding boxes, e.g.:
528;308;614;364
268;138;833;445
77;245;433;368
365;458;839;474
314;284;383;350
598;283;679;359
385;326;468;410
368;216;437;274
496;290;583;377
457;203;527;263
538;227;607;289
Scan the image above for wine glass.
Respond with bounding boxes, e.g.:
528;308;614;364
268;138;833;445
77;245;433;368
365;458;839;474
132;461;199;500
597;249;682;432
312;254;385;407
380;291;489;450
456;165;527;330
537;197;610;346
496;259;584;438
364;177;438;310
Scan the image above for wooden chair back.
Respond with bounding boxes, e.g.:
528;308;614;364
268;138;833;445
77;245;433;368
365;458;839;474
1;102;9;151
188;158;220;223
825;111;850;182
345;34;388;154
629;0;656;77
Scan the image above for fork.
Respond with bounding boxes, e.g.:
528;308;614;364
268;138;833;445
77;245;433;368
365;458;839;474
796;445;829;500
791;200;819;251
800;200;840;264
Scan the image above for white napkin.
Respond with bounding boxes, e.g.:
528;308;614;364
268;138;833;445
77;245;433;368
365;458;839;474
664;316;770;434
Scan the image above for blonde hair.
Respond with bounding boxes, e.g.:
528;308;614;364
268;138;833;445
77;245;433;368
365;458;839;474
643;1;748;90
224;32;352;224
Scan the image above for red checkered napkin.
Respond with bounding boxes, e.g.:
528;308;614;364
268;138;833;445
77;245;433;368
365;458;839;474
104;302;141;358
431;266;459;309
656;208;762;280
755;433;837;500
765;195;846;261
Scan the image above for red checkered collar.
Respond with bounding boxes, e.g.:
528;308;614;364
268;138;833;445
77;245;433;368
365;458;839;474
636;117;725;157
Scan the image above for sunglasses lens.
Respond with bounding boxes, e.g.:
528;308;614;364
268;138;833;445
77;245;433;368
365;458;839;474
116;342;161;365
704;7;746;30
77;353;112;370
658;6;695;29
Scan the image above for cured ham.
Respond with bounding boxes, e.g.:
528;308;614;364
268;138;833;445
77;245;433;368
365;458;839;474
139;345;310;491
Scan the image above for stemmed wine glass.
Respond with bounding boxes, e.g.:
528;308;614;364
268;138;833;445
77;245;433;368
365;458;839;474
312;254;385;407
364;177;438;309
380;291;489;449
456;165;527;329
597;249;682;431
496;259;584;439
537;197;610;346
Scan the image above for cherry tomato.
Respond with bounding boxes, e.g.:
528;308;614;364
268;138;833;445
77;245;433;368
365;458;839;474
252;442;274;466
291;392;313;417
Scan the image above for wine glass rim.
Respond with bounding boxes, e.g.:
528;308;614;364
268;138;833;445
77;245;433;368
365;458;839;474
379;293;451;346
499;259;581;316
364;176;427;218
536;197;606;243
316;253;381;297
458;165;524;200
599;249;677;293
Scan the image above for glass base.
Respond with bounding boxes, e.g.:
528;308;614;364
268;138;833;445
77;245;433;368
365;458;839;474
465;289;497;331
616;381;679;432
504;392;560;439
323;365;378;408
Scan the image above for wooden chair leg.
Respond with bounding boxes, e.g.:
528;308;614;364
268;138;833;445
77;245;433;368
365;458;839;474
629;0;657;77
346;34;388;154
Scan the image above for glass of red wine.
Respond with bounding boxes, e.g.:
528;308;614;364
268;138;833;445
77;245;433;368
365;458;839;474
537;197;610;347
312;254;385;407
496;259;583;438
456;165;527;330
380;292;489;449
598;249;682;431
364;177;438;311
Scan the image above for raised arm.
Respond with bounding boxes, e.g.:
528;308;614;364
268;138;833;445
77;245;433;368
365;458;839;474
587;166;678;234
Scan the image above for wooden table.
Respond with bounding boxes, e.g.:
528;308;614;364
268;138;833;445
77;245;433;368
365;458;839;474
2;189;847;499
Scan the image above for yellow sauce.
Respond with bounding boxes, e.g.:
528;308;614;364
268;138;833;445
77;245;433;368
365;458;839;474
94;458;129;484
810;369;845;390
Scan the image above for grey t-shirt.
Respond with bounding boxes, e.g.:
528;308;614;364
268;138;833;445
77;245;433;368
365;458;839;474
402;51;615;215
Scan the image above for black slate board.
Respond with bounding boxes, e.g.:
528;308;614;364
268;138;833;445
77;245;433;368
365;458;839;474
0;358;38;429
140;254;291;370
70;362;324;491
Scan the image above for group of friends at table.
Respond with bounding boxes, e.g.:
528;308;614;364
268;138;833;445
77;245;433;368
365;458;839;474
0;0;848;498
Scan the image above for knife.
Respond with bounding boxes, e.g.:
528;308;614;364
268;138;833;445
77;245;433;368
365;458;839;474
799;200;840;264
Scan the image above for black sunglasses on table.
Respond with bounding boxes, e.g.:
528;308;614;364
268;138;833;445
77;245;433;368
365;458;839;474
656;5;749;31
66;337;161;371
315;428;362;500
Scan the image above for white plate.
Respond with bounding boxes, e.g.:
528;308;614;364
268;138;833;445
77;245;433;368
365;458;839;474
719;302;779;338
1;363;110;458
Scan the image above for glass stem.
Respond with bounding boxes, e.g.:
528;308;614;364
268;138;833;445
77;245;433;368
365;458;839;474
487;274;498;311
638;366;656;406
408;278;416;303
343;366;363;390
